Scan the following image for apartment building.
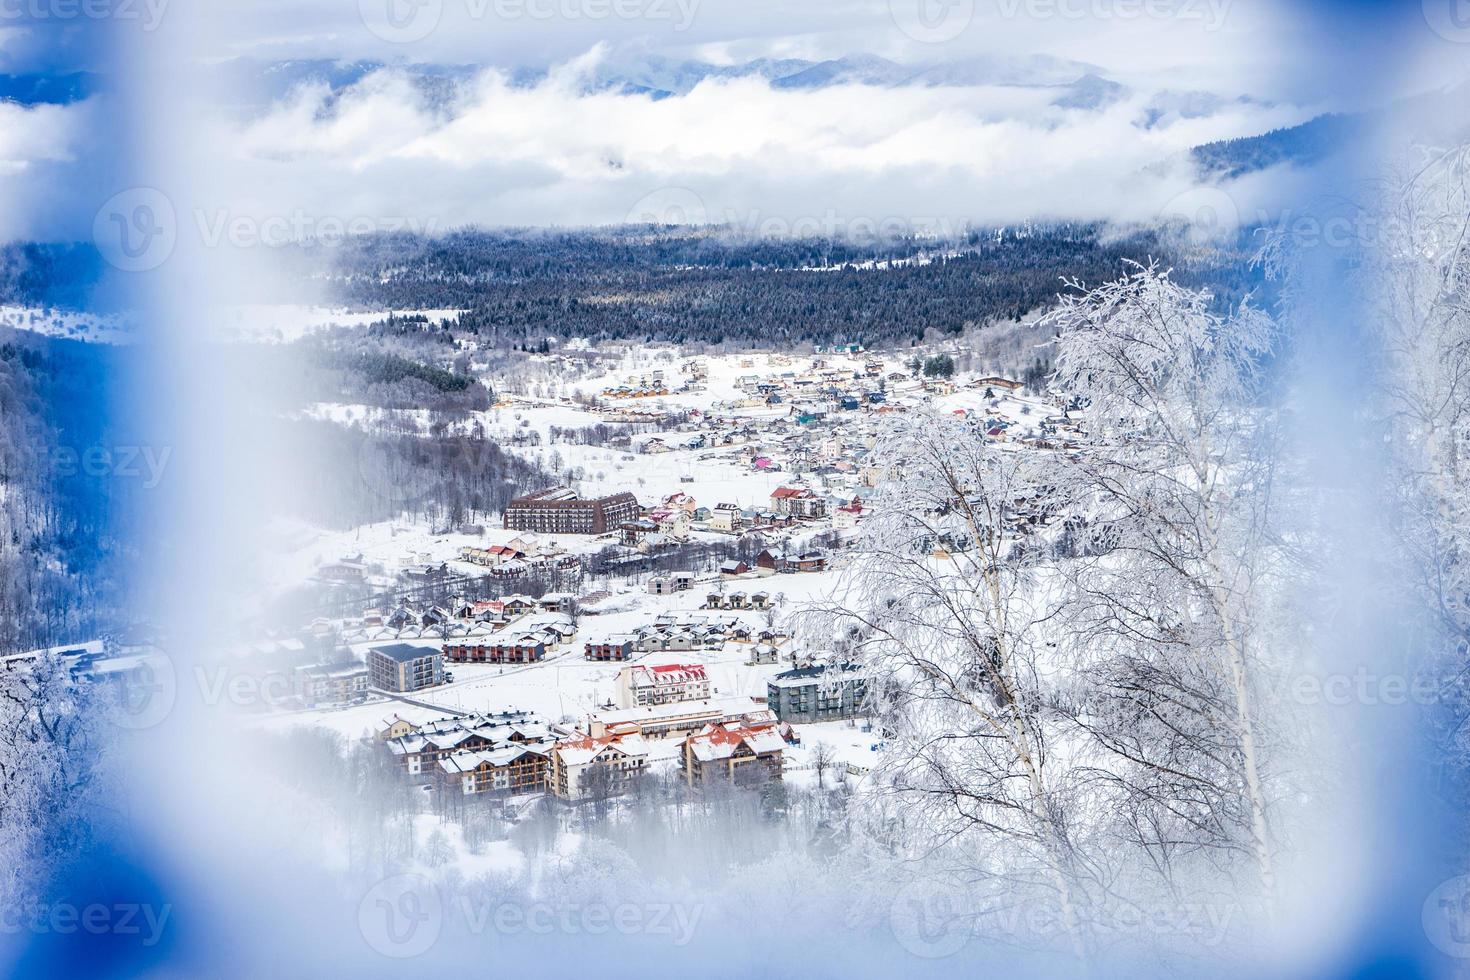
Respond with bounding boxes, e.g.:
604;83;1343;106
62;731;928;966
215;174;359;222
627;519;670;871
549;732;650;801
503;486;640;535
682;721;785;785
367;643;445;693
293;661;369;707
615;662;711;709
385;710;553;777
589;697;775;741
766;663;869;724
437;744;550;796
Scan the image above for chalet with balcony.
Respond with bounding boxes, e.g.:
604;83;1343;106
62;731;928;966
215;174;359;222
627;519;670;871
681;721;785;786
437;744;549;797
549;732;650;801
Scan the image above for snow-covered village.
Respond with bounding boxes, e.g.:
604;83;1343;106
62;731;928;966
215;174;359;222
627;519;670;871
76;336;1081;807
3;256;1325;964
5;5;1470;976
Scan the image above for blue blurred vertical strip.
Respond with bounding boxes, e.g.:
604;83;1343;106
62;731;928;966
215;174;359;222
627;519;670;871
1279;2;1468;977
0;10;190;980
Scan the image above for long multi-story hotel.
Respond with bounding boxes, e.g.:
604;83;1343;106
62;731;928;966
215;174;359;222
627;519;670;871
502;486;641;535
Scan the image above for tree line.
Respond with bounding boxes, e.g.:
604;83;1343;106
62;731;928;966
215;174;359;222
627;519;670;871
296;224;1268;350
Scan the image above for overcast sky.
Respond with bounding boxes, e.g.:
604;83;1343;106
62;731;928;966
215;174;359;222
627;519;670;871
182;0;1314;238
6;1;1470;244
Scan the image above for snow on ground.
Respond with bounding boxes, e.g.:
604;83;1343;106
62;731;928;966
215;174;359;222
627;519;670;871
208;304;465;344
466;353;898;505
785;719;885;775
262;562;852;752
505;435;790;511
256;347;1048;765
934;385;1055;428
296;403;436;432
262;513;628;596
256;695;446;741
392;631;784;726
563;348;881;414
265;346;1039;603
0;306;136;344
409;813;526;878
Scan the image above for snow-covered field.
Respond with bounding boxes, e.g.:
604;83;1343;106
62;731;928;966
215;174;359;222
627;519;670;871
0;305;136;344
263;562;846;739
209;304;465;344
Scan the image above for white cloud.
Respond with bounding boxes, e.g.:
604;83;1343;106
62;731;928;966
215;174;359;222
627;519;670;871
0;99;80;173
0;97;102;242
198;52;1317;236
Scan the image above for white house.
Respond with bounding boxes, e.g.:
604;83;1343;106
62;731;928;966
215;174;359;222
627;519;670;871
709;503;745;533
615;662;711;708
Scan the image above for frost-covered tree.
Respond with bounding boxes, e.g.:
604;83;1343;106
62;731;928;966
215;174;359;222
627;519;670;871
1344;145;1470;794
810;741;837;790
1043;262;1287;901
800;412;1099;959
0;654;108;904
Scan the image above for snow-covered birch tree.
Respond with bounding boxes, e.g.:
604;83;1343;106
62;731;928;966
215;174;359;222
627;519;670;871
1348;144;1470;792
1043;262;1287;902
799;411;1101;959
0;653;109;905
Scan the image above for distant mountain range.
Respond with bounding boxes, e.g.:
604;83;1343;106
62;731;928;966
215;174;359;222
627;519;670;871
1190;113;1364;181
218;53;1307;153
221;56;1470;188
18;54;1461;190
222;52;1122;110
227;55;1311;181
1188;82;1470;180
